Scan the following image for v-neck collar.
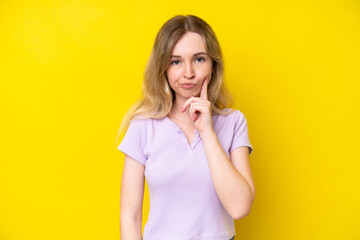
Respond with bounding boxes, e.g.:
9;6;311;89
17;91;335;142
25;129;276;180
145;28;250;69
164;116;201;151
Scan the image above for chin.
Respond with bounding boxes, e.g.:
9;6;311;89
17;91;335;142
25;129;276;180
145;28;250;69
186;92;200;98
176;89;200;99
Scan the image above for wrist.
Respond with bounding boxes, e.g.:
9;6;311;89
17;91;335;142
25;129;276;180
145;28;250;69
199;128;216;141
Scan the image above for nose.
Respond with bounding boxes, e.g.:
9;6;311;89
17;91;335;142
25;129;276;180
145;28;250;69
183;62;195;79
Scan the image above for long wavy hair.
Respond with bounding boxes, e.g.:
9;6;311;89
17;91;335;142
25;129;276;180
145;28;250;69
116;15;234;145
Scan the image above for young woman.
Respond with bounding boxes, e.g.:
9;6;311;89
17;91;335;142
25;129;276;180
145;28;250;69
117;15;255;240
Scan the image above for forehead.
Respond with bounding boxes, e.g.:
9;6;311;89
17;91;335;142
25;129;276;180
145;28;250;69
171;32;207;56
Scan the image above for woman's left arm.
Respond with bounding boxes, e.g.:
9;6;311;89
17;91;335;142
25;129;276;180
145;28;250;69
201;132;255;220
182;77;255;220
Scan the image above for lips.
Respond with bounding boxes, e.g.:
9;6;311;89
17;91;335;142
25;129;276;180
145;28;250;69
181;83;196;89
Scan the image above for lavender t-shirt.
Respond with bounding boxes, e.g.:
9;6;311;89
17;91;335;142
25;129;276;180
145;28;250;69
118;109;253;240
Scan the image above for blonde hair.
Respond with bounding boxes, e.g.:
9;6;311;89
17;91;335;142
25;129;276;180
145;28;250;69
116;15;234;145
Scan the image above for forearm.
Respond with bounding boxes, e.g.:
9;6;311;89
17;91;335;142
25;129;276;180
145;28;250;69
120;216;142;240
201;131;254;219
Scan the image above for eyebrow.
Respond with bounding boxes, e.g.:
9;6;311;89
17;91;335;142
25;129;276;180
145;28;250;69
171;52;208;58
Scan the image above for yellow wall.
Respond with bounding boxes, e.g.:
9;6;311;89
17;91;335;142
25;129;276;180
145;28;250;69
1;0;359;239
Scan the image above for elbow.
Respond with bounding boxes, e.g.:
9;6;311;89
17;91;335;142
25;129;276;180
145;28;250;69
230;194;255;220
230;203;253;220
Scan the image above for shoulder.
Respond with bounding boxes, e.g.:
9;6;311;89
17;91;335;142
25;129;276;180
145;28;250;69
122;117;156;147
125;116;153;135
128;115;166;136
213;108;245;122
129;115;154;127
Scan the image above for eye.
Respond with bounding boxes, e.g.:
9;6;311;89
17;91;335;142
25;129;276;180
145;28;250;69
195;57;205;62
171;60;180;65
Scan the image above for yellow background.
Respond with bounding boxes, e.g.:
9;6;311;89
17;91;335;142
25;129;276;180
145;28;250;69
1;0;359;239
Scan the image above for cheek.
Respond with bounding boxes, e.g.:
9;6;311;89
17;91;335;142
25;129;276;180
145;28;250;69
167;80;175;89
166;69;182;82
203;63;213;73
194;64;212;77
165;73;177;89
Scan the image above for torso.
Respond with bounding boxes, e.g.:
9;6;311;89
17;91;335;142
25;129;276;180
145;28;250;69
118;108;252;239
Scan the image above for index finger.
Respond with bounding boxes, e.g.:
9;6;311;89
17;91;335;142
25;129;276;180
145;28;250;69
200;77;208;100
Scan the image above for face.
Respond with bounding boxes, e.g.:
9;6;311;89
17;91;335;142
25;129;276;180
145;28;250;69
165;31;213;102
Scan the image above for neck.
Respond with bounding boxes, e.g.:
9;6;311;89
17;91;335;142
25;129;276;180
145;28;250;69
169;96;193;123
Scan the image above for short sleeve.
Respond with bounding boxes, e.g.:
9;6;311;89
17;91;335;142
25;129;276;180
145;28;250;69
117;119;147;165
229;111;254;155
